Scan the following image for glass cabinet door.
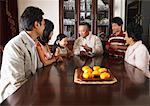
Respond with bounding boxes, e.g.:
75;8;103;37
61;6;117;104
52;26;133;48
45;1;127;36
63;0;76;40
80;0;92;27
97;0;112;41
60;0;113;41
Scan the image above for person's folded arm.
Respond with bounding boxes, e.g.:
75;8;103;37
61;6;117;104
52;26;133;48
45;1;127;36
93;36;104;55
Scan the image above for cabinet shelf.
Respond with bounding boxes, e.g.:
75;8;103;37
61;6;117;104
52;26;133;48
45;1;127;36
64;10;75;12
64;24;74;26
60;0;113;39
98;10;108;12
80;10;91;12
97;24;109;27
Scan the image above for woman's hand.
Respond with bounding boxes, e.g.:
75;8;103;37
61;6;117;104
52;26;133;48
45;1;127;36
54;55;63;62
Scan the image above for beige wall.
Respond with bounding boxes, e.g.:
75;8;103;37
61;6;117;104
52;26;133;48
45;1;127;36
113;0;126;30
17;0;59;44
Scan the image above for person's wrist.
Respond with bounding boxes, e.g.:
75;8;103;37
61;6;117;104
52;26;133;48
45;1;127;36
86;48;92;52
52;56;57;62
89;48;92;52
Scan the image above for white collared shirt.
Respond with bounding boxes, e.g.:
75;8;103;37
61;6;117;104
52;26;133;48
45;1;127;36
24;32;38;73
125;41;150;72
73;32;103;55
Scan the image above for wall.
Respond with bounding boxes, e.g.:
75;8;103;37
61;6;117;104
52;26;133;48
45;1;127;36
17;0;59;44
113;0;126;30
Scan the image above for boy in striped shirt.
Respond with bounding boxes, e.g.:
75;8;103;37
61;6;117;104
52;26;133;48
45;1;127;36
106;17;127;58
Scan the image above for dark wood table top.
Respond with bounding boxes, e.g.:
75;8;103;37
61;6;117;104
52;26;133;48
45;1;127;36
1;55;150;106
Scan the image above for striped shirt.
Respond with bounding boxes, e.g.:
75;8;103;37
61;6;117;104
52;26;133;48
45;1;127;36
106;31;126;57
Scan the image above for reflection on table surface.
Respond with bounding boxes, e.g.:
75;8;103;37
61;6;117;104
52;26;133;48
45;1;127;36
1;55;150;106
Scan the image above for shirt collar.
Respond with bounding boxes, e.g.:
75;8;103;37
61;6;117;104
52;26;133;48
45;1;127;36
129;40;142;50
84;31;92;40
24;31;36;47
112;31;124;37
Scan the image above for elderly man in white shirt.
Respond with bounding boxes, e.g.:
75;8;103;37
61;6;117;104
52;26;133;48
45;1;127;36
73;22;103;57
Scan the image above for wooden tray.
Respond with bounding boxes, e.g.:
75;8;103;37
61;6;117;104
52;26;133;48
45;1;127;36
74;68;117;84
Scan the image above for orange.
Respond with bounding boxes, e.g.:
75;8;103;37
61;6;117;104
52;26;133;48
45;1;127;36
93;66;100;71
82;66;90;72
100;72;110;80
92;70;100;76
84;68;93;74
98;68;107;73
89;74;94;78
83;72;90;79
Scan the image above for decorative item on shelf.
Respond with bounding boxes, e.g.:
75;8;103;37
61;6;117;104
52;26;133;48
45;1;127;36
103;4;109;11
98;0;109;11
64;25;75;41
134;14;143;25
99;18;109;25
84;19;91;25
86;0;92;11
64;0;75;11
64;19;75;25
81;2;85;11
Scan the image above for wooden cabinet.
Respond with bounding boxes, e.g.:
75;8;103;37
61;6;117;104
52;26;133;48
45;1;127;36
59;0;113;40
0;0;18;47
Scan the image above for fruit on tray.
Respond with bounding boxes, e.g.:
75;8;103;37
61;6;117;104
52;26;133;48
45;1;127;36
81;65;111;80
83;72;90;79
82;72;93;79
84;68;93;74
92;70;100;76
82;66;90;72
82;66;93;79
100;72;110;80
93;66;101;71
98;68;107;73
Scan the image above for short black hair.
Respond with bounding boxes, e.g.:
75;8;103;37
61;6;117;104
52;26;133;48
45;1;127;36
39;19;54;45
112;17;123;26
79;22;91;29
20;6;44;31
127;22;143;41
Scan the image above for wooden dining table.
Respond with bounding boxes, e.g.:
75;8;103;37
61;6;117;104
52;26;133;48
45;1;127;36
1;55;150;106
